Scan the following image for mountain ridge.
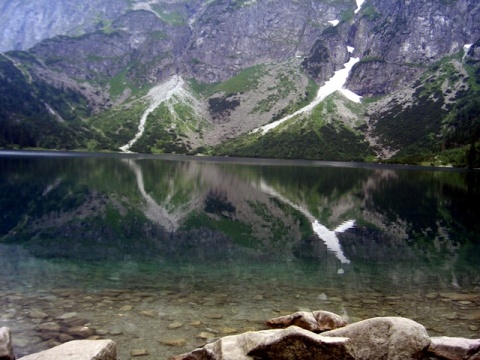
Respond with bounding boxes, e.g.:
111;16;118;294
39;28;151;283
0;0;479;167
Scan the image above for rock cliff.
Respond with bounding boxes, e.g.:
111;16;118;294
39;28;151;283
0;0;128;52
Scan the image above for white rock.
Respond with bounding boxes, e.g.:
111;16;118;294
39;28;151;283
428;336;480;360
0;327;15;360
17;339;116;360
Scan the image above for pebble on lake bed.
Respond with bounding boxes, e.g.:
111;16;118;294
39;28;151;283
28;310;48;319
130;348;149;357
220;327;237;334
139;310;156;318
159;338;187;347
168;322;183;329
205;314;223;320
56;312;78;320
196;332;216;339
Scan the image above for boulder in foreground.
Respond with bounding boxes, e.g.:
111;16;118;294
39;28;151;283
427;337;480;360
172;316;435;360
17;340;116;360
170;326;353;360
321;317;430;360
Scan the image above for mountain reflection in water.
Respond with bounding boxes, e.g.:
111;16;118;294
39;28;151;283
0;151;479;359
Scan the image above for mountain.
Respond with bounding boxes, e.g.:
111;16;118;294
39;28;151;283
0;0;480;167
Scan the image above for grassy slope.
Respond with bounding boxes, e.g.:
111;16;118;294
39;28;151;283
211;91;374;161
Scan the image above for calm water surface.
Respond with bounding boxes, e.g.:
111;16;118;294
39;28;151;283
1;151;479;359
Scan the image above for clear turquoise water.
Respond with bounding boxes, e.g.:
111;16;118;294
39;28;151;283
1;151;479;359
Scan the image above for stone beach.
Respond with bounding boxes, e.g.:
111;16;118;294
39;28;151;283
1;285;479;359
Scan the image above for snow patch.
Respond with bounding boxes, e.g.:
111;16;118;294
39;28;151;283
257;55;361;134
355;0;365;14
339;88;362;103
463;43;473;61
44;103;65;123
120;75;185;153
328;20;340;26
347;46;355;54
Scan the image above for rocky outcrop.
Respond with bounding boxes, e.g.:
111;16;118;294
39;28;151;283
466;38;480;64
171;316;433;360
0;0;128;52
302;28;350;85
304;0;480;97
181;0;352;83
171;326;354;360
29;10;191;87
0;327;15;360
17;340;116;360
345;0;480;96
172;313;480;360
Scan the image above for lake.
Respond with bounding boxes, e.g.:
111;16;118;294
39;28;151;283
1;151;479;359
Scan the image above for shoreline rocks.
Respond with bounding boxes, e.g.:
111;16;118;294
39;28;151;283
171;326;354;360
3;310;480;360
170;311;480;360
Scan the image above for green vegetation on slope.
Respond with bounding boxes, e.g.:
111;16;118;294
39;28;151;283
213;101;372;161
373;48;480;167
189;65;265;97
0;54;101;150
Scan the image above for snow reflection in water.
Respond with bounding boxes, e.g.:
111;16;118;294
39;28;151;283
257;179;353;266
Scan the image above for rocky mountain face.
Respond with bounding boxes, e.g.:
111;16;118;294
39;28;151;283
180;0;353;83
347;0;480;96
0;0;128;52
0;0;480;166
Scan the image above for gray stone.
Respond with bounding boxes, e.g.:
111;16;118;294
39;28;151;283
322;317;430;360
172;326;353;360
159;338;187;347
168;322;184;330
130;349;148;357
37;323;61;333
65;326;96;338
62;318;89;328
267;310;348;332
17;339;116;360
0;327;15;360
427;336;480;360
57;312;78;320
28;310;48;319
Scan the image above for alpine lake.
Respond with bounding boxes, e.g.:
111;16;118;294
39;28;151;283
1;151;479;359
